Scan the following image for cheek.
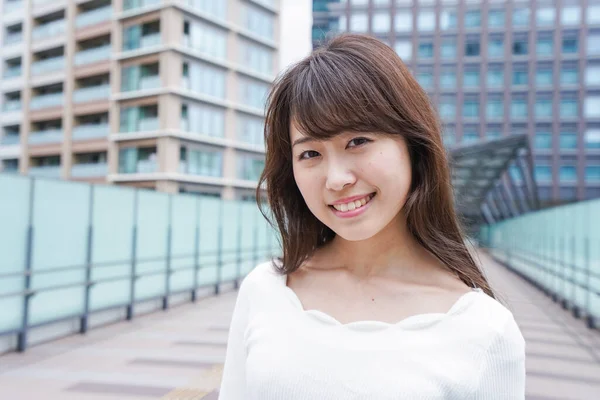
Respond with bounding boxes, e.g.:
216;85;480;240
367;150;412;190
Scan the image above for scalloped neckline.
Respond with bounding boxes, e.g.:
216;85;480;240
280;273;482;331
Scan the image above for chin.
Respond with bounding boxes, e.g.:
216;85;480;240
329;225;379;242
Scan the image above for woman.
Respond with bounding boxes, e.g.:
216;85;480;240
219;34;525;399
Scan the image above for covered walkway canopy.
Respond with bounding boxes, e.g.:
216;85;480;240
449;134;540;236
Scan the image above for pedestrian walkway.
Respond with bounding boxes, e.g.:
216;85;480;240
0;251;598;399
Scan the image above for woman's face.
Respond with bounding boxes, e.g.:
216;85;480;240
290;123;413;242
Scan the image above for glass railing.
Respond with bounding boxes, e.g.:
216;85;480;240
139;75;160;90
72;123;109;140
4;33;22;45
32;20;66;41
74;45;111;66
71;163;108;177
4;0;23;13
3;67;22;79
30;93;63;110
73;85;110;103
75;6;113;28
2;100;21;112
32;0;54;4
28;129;63;145
136;159;157;173
140;33;161;49
31;57;65;76
123;0;160;11
1;134;20;145
28;165;61;178
138;117;159;131
180;119;189;131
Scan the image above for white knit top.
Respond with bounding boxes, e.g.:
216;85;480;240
218;260;526;400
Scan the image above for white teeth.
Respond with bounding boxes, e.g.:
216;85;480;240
332;194;373;212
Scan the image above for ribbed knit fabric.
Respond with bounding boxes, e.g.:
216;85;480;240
218;261;526;400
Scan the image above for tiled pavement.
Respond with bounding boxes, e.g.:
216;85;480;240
0;250;599;399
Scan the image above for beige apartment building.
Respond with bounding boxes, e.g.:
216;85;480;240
0;0;279;199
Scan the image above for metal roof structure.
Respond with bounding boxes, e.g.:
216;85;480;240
449;134;540;236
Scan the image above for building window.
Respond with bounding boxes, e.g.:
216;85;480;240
513;8;530;26
463;97;479;118
589;6;600;24
535;98;553;117
465;40;480;57
463;127;479;143
395;12;412;32
560;67;578;86
535;165;552;182
560;98;578;117
513;38;528;55
536;37;553;56
513;66;528;85
464;69;480;87
584;129;600;148
416;72;433;89
586;65;600;86
439;97;456;119
372;12;390;33
418;42;434;58
440;70;456;89
465;10;481;28
441;39;456;59
559;131;578;149
511;98;527;118
486;127;502;139
585;166;600;181
486;98;503;118
488;9;505;27
536;8;555;26
487;67;504;87
488;36;504;57
440;9;457;30
536;67;553;86
588;33;600;55
561;6;580;26
394;41;412;60
562;37;578;53
559;165;577;182
585;96;600;118
418;11;435;31
535;131;552;149
350;13;368;32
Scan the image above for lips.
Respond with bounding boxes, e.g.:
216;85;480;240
329;193;376;213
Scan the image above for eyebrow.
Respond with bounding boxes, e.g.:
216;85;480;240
292;137;315;148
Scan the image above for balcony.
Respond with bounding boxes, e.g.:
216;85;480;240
28;129;63;145
123;0;160;12
1;134;20;145
71;163;108;177
136;159;157;173
75;6;113;28
29;165;61;178
72;123;109;140
2;100;21;112
4;0;23;13
73;84;110;103
140;33;161;48
30;93;63;110
139;75;160;90
138;117;159;131
32;20;66;41
3;66;22;79
74;45;111;66
31;57;65;76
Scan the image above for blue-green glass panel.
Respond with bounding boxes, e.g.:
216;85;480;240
90;185;135;311
135;190;169;300
198;196;221;286
240;201;258;276
0;174;30;332
170;194;197;292
29;179;91;325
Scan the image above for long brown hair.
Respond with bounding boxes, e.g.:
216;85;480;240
256;33;495;299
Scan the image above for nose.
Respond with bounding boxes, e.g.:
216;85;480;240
325;160;356;191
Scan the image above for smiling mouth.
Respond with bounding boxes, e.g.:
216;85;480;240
329;193;376;213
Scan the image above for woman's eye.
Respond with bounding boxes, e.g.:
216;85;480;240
299;150;320;160
347;137;371;148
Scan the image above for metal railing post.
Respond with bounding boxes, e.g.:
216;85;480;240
17;178;35;352
163;195;172;310
80;185;94;334
126;190;139;321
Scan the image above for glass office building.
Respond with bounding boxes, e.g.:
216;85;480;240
313;0;600;206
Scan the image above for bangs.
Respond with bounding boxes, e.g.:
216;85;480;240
287;44;409;140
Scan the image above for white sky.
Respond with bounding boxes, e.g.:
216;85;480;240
278;0;313;73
